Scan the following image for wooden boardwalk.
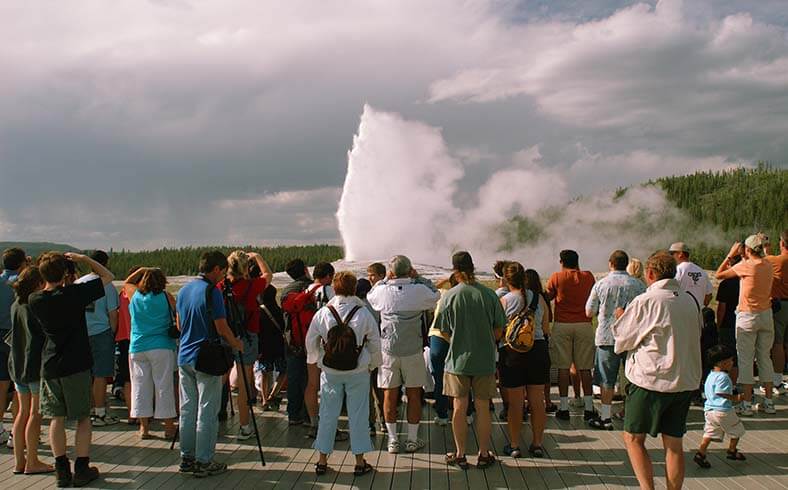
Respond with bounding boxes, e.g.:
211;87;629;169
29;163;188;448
2;388;788;489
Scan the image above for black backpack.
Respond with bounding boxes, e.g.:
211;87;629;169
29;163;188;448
322;305;365;371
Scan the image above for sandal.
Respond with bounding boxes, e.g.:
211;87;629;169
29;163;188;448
353;461;373;476
528;445;545;458
476;451;497;469
693;452;711;469
726;449;746;461
315;462;328;475
445;453;469;470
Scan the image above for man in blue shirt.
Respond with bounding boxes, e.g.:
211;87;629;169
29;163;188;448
585;250;646;430
0;247;29;446
176;251;242;478
75;250;120;426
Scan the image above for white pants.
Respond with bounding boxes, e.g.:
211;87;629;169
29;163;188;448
130;349;177;419
736;309;774;385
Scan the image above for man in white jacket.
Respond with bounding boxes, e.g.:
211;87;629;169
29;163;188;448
367;255;440;454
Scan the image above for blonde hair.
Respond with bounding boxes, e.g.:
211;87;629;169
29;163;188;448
627;258;644;280
227;250;250;279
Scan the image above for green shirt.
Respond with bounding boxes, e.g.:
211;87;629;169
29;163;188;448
434;282;506;376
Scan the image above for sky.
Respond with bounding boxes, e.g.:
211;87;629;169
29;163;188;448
0;0;786;251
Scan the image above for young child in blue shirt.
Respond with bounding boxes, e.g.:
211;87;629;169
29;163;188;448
694;344;746;468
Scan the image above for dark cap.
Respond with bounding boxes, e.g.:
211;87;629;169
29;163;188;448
452;251;474;272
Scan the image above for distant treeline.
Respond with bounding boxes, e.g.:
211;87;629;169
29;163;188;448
655;163;787;269
106;245;344;278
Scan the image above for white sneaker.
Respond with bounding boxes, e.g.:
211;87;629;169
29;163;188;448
759;398;777;415
387;439;402;454
776;384;788;397
735;401;754;417
0;429;10;446
6;434;12;449
433;416;449;427
405;438;425;453
237;424;254;440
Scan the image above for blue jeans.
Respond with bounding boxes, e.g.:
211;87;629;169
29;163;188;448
429;336;449;419
179;365;222;463
286;353;307;421
314;370;372;456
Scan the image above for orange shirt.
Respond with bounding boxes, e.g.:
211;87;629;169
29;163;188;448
765;253;788;300
732;259;774;312
546;269;595;323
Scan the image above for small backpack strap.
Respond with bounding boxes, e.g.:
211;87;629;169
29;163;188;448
343;305;362;325
527;289;539;312
326;304;344;326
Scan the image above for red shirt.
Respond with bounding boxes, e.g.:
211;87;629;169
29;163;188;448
115;289;131;342
218;277;268;334
546;269;595;323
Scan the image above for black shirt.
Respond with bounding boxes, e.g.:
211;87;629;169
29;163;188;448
9;301;46;384
29;278;105;379
716;277;740;330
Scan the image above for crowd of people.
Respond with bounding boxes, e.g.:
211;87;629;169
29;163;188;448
0;230;785;488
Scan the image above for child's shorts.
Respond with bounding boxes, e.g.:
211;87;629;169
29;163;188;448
703;410;745;441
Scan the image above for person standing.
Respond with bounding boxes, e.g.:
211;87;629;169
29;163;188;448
0;247;28;446
306;271;381;477
716;247;743;384
585;250;645;430
612;251;702;490
715;236;776;415
765;230;788;395
114;266;141;423
175;251;243;478
280;259;313;426
434;251;506;470
670;242;713;306
367;255;440;453
29;252;114;487
545;249;596;421
75;250;120;426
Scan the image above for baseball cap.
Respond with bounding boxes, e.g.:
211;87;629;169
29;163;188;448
668;242;689;254
745;234;765;251
389;255;412;277
452;251;475;272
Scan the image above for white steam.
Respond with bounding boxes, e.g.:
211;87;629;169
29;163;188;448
337;105;723;274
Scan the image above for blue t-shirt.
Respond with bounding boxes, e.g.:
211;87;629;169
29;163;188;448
0;269;19;332
704;370;734;412
176;278;226;367
129;291;176;354
75;273;119;336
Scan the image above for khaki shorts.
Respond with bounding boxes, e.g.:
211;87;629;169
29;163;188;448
703;410;745;441
41;369;92;420
736;309;774;385
377;352;429;389
551;322;595;370
443;372;497;400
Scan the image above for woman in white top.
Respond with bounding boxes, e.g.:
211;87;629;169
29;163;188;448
305;272;382;477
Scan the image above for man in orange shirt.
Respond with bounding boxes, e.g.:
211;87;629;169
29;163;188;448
545;250;596;421
765;230;788;396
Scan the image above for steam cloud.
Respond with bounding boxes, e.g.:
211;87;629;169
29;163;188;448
337;105;725;274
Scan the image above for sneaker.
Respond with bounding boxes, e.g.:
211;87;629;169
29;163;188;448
0;429;10;445
583;409;599;421
466;413;475;425
433;416;449;427
72;465;100;487
555;409;570;421
735;401;754;417
759;398;777;414
775;384;788;397
387;439;402;454
405;438;425;453
237;424;254;440
588;417;614;430
179;458;198;473
545;403;558;414
193;461;228;478
113;386;124;400
503;444;521;458
6;433;13;449
92;414;119;427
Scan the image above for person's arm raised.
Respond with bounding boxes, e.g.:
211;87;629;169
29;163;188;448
715;242;742;281
65;252;114;286
248;252;274;285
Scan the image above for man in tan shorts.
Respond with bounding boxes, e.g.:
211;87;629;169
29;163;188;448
545;249;596;421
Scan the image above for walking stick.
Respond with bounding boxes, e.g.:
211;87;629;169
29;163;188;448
170;427;178;450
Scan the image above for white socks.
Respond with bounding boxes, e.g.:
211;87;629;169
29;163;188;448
386;422;398;442
600;404;612;420
584;396;593;411
407;423;419;442
559;397;569;411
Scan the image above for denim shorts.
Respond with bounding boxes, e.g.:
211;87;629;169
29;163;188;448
15;381;40;394
255;358;286;374
89;328;116;378
238;332;259;365
593;345;624;389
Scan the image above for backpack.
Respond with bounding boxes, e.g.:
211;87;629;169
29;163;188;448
503;291;539;353
281;285;319;354
322;305;364;371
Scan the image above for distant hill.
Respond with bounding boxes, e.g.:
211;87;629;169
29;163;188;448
0;241;80;258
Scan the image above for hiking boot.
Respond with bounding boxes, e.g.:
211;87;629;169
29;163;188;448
405;438;425;453
55;458;72;488
583;409;599;421
555;409;570;421
237;424;254;441
72;465;100;487
179;458;198;473
193;461;228;478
